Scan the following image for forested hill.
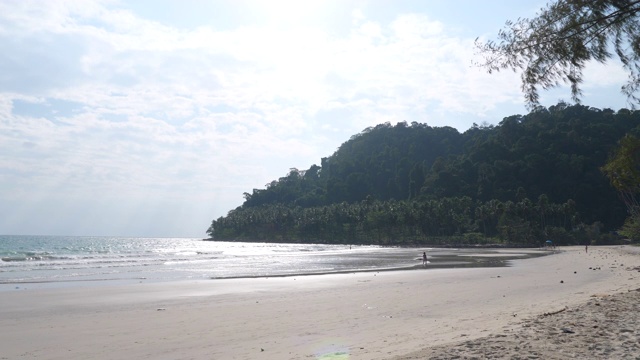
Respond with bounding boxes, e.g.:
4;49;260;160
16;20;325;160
208;103;639;246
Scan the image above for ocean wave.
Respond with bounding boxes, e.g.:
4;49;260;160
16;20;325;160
0;236;449;286
1;254;61;262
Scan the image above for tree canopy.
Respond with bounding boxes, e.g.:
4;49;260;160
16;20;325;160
475;0;640;107
208;103;640;245
602;134;640;238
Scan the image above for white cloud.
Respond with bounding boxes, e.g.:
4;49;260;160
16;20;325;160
5;0;618;236
582;60;628;90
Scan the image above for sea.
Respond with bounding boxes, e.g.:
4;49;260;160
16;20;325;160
0;235;544;290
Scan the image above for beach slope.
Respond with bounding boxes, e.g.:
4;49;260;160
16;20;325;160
0;246;638;359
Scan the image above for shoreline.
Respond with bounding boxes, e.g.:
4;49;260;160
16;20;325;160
0;246;552;290
208;248;553;280
0;245;638;359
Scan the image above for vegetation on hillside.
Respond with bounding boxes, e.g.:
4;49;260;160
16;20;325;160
470;0;640;245
208;103;640;246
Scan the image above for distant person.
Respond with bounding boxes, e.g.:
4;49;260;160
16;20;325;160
585;244;588;253
422;252;427;266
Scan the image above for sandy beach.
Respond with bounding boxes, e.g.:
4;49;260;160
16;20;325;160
1;246;638;360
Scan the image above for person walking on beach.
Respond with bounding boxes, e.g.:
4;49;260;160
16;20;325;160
585;244;588;253
422;252;427;266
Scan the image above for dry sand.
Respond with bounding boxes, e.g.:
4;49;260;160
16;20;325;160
395;288;640;360
0;246;638;360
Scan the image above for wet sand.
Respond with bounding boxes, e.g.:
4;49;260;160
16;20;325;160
0;245;638;359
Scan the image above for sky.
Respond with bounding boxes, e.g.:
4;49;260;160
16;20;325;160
0;0;632;237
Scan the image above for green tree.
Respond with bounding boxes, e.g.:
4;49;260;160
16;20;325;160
208;104;635;244
602;135;640;212
602;134;640;239
476;0;640;107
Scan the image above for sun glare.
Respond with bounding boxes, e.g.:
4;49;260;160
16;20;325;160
256;0;326;26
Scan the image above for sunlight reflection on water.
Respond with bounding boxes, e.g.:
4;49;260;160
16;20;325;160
0;235;549;288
